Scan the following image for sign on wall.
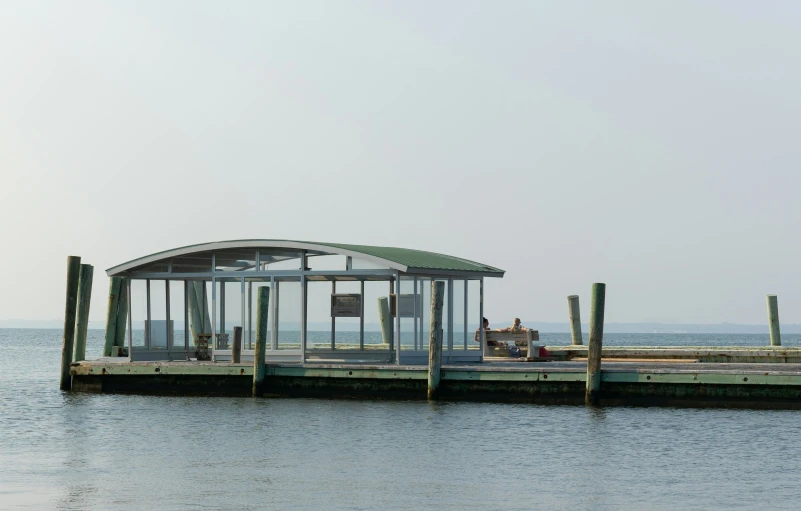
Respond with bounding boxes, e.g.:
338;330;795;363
331;294;362;317
391;294;421;318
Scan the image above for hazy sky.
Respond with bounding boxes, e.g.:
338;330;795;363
1;1;800;326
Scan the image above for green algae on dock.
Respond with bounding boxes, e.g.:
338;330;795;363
70;358;801;409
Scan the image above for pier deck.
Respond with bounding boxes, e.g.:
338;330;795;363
70;356;801;409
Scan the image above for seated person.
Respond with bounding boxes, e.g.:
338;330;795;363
497;317;527;333
474;317;508;346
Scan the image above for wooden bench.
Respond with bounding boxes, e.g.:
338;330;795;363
481;330;543;358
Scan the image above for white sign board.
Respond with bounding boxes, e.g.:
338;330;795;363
331;294;362;318
392;294;420;318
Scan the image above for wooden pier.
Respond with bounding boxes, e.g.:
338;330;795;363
58;245;801;409
70;356;801;409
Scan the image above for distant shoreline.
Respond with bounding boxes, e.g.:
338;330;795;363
0;320;794;334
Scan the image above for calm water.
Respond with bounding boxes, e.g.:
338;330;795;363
2;328;801;510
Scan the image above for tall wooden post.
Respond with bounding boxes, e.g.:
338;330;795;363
114;278;128;350
427;281;445;400
767;294;781;347
73;264;94;362
188;281;211;343
60;256;82;391
232;326;243;364
585;283;606;406
252;287;270;397
378;296;391;345
103;277;123;356
568;295;582;345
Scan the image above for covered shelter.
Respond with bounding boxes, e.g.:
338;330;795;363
106;240;504;364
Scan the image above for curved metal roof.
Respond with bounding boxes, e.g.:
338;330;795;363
106;240;505;277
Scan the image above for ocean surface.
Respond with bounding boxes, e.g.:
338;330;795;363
3;328;801;510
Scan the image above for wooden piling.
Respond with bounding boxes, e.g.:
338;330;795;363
585;283;606;406
252;287;270;397
568;295;582;345
114;278;128;351
103;277;123;356
427;281;445;400
232;326;242;364
767;295;781;347
73;264;94;362
60;256;82;391
378;296;392;346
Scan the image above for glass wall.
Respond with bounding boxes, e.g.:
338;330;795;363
148;280;168;350
172;252;212;273
306;280;332;350
215;249;256;272
332;280;361;350
467;280;481;350
169;280;187;351
260;249;302;270
437;278;450;351
130;280;146;348
214;279;243;349
452;279;466;350
187;280;211;344
418;278;431;353
245;278;271;350
398;277;417;351
276;278;301;349
307;255;346;271
363;280;388;347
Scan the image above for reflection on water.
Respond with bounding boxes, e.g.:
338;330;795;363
3;329;801;510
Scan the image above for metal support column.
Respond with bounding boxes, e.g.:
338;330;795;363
359;280;365;350
145;279;151;349
300;252;307;363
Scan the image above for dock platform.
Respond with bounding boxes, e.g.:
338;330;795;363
70;356;801;409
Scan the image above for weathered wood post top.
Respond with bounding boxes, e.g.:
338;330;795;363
104;240;504;365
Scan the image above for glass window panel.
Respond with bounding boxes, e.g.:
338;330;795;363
306;281;332;350
332;281;361;350
245;278;270;351
306;254;347;271
134;262;169;273
276;280;301;350
130;280;146;348
214;279;243;349
438;279;450;352
147;280;168;349
418;278;431;353
260;249;302;270
169;281;187;351
215;250;256;272
172;252;213;273
187;280;211;344
363;280;387;348
452;280;466;350
398;277;416;351
467;280;481;350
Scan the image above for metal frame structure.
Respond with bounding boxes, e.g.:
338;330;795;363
107;241;502;365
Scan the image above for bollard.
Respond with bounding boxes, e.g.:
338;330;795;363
427;281;445;400
114;278;128;352
568;295;583;345
103;277;123;356
585;283;606;406
232;326;242;364
188;281;206;342
252;287;270;397
377;296;392;346
767;295;781;347
60;256;82;391
73;264;94;362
